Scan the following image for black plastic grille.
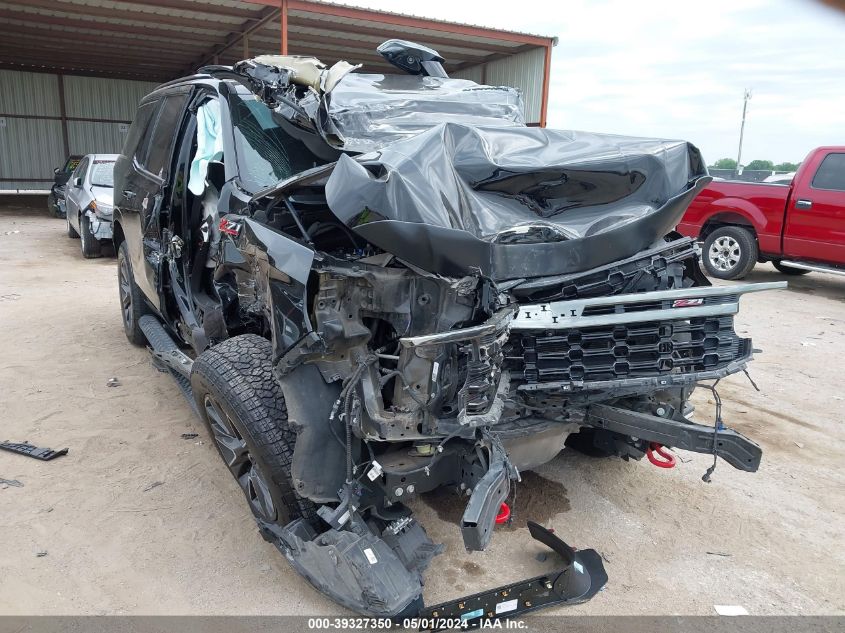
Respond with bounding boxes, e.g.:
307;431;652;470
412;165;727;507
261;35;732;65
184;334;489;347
505;315;750;384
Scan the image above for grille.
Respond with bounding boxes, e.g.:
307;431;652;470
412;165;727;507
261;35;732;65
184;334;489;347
504;315;750;384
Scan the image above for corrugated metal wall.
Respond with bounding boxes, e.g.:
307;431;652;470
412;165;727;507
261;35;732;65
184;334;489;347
0;70;158;191
452;47;546;124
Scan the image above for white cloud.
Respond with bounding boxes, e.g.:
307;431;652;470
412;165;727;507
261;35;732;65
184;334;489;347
333;0;845;163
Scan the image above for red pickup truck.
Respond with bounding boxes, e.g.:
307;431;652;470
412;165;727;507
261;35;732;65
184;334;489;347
677;146;845;279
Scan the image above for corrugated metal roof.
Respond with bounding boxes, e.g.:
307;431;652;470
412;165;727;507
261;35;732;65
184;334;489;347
291;1;556;43
0;0;554;81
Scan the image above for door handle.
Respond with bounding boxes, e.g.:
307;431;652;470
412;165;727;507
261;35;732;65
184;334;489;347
122;189;136;199
795;199;812;210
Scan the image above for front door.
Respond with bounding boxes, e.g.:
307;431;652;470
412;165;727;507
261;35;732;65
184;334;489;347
783;151;845;264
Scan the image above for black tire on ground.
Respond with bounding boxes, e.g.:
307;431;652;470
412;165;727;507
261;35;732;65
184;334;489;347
66;215;79;238
117;240;151;346
80;214;102;258
191;335;317;528
702;225;758;280
773;261;811;276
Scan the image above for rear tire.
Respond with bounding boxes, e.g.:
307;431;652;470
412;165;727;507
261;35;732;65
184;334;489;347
773;261;811;276
191;335;317;528
80;214;102;258
117;240;151;346
702;226;758;280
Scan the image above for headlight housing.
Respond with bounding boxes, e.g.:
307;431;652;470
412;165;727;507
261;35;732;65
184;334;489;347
89;200;113;217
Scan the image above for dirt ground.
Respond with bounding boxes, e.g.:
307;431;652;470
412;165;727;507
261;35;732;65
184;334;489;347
1;202;843;616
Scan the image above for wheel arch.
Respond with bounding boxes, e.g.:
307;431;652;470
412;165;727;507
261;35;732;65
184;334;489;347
700;211;758;241
112;219;126;251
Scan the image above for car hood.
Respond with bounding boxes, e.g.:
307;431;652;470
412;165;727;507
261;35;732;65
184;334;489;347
231;56;708;280
91;186;114;208
255;123;709;281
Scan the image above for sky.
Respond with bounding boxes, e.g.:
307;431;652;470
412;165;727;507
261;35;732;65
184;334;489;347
332;0;845;165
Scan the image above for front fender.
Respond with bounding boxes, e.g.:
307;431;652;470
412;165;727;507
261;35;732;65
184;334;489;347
233;217;317;366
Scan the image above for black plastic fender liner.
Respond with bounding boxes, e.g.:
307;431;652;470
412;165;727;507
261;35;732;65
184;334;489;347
418;522;607;630
260;515;441;618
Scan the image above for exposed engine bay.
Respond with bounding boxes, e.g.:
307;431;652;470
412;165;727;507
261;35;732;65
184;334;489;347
135;40;784;622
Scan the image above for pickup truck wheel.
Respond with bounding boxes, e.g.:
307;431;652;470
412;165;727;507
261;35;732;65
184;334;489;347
191;335;317;529
703;226;758;280
80;214;102;258
117;241;151;346
773;261;810;276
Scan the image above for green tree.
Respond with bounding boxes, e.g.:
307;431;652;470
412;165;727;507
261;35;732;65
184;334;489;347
745;159;774;171
711;158;737;170
774;162;799;172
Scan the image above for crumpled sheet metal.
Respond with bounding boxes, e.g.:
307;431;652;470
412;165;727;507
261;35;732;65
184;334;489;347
324;123;709;280
320;73;524;152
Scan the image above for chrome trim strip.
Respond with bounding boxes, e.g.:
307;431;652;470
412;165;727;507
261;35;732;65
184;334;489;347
400;307;514;348
779;261;845;277
511;281;786;330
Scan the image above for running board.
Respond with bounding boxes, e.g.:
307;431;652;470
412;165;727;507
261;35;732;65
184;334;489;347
139;315;197;414
419;522;607;630
778;260;845;277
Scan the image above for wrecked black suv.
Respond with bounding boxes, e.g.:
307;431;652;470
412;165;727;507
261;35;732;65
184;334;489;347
113;40;781;621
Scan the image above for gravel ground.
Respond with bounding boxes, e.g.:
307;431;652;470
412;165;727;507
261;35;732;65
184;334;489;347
1;203;843;616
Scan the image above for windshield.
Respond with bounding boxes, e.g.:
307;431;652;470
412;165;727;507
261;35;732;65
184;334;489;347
228;92;329;193
90;161;115;187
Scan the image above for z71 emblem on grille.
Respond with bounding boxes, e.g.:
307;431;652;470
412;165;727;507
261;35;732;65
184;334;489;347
672;298;704;307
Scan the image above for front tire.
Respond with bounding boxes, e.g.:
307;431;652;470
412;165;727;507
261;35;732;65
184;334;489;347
191;335;316;528
702;226;758;280
117;240;151;346
80;214;102;258
773;261;810;276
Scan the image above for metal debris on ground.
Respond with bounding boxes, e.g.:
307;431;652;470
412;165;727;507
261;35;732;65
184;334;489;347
0;441;68;461
107;377;121;387
143;481;164;492
35;551;47;557
0;478;23;487
706;551;732;557
180;433;198;440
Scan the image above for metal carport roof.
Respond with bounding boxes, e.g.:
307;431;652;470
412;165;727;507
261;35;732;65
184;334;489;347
0;0;557;125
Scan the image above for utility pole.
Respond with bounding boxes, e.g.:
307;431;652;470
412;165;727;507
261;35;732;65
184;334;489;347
736;89;752;175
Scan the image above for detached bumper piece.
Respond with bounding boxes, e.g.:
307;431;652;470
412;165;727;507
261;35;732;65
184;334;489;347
419;522;607;630
587;403;762;471
0;441;68;461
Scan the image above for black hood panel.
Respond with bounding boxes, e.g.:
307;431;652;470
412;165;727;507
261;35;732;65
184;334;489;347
323;123;709;280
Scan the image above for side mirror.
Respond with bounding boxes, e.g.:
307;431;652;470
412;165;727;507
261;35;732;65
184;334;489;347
54;167;60;175
377;39;448;78
74;177;83;187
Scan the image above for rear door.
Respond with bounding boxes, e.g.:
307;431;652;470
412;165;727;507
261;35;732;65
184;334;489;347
783;151;845;264
118;88;191;306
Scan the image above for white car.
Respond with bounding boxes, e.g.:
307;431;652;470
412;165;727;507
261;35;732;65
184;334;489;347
65;153;118;258
763;172;795;185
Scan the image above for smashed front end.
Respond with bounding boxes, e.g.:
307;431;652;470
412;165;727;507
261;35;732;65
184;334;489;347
209;48;782;620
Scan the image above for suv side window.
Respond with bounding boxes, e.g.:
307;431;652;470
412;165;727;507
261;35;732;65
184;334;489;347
811;153;845;192
124;100;159;166
142;93;191;179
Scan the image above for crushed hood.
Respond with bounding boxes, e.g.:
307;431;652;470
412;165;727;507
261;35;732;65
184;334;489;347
231;55;708;281
326;123;709;280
